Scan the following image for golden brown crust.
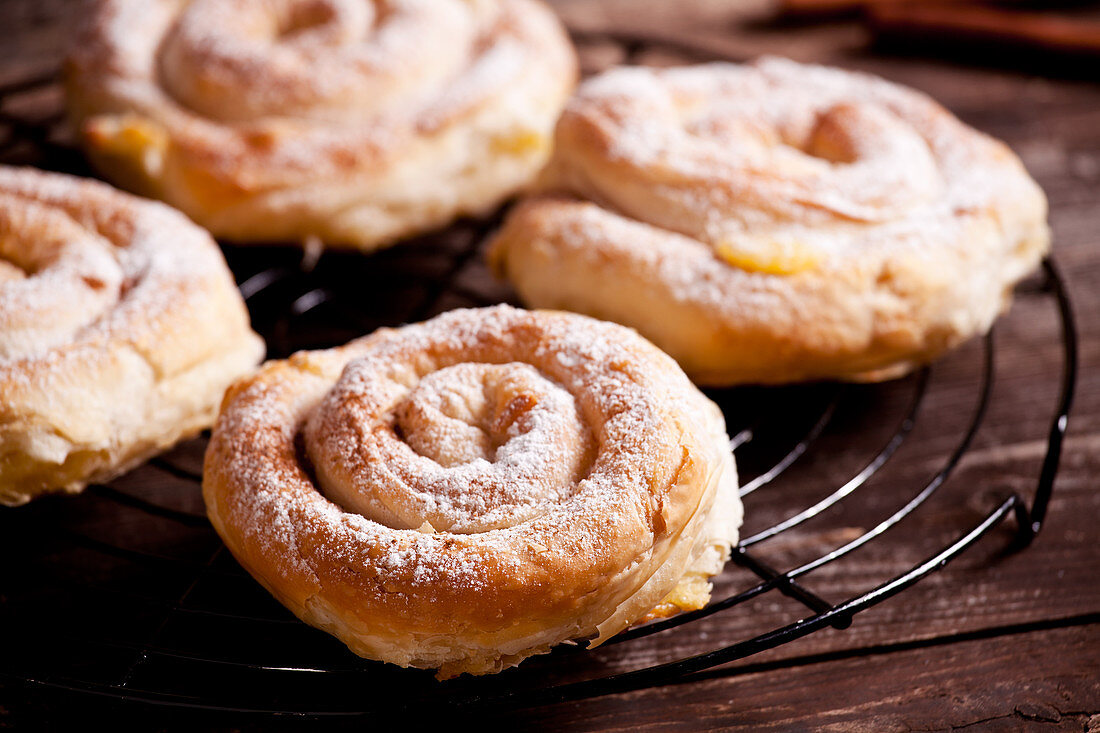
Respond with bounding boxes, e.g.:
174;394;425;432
203;305;741;677
65;0;578;250
489;58;1050;385
0;166;265;506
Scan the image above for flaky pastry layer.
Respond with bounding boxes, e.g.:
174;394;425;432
0;166;265;505
489;58;1050;385
65;0;577;251
203;306;742;677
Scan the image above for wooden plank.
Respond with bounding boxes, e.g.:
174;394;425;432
485;624;1100;731
1;0;1099;729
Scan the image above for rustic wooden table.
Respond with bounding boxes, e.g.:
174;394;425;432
1;1;1098;730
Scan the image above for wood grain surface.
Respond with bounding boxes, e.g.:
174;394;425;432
1;1;1098;730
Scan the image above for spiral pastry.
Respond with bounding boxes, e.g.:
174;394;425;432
203;306;741;677
489;58;1050;385
0;166;264;506
65;0;577;250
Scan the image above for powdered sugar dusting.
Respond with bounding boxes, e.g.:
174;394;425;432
69;0;572;186
208;305;725;600
157;0;479;123
542;57;1044;273
0;166;238;373
0;165;263;507
305;306;670;539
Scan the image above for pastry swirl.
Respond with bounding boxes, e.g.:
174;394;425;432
65;0;577;250
203;305;741;677
0;166;264;506
489;58;1050;384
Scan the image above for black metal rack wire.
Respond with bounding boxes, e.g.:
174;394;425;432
0;60;1080;721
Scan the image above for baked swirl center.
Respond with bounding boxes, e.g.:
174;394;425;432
306;360;595;534
548;59;954;273
0;193;123;360
159;0;479;122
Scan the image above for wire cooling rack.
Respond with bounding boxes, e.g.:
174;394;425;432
0;59;1079;721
